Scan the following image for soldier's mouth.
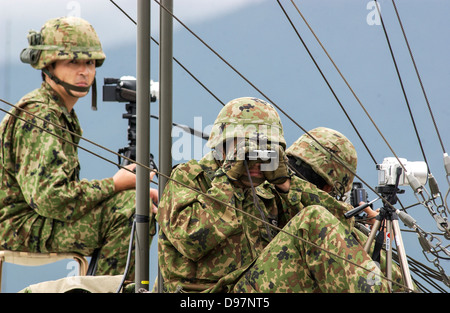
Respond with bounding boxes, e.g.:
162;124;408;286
248;169;263;177
75;81;89;87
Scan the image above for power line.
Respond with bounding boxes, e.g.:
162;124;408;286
391;0;446;155
285;0;410;175
109;0;225;106
275;0;377;165
374;0;430;172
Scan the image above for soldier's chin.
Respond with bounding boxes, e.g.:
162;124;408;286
240;176;265;187
71;90;89;98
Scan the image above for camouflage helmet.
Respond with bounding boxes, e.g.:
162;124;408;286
207;97;286;149
20;16;105;69
286;127;357;195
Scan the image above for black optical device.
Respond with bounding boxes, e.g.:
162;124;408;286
344;182;376;219
350;182;368;208
102;77;157;168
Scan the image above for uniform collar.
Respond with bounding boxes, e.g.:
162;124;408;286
41;82;82;141
41;81;79;124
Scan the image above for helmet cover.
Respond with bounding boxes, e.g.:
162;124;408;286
286;127;357;194
21;16;105;69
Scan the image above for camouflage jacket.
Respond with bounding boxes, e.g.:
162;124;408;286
0;82;115;251
157;152;354;293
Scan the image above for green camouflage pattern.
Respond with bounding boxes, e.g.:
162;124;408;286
24;16;105;69
156;151;396;292
233;204;387;292
286;127;357;195
0;82;143;277
206;97;286;149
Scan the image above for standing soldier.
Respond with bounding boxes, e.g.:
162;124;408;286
0;17;157;278
157;97;389;293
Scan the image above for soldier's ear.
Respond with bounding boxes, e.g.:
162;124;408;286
41;63;56;81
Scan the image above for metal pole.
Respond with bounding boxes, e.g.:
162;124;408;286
135;0;151;292
158;0;173;293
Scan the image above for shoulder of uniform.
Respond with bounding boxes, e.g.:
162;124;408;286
171;159;204;180
289;174;313;191
16;88;45;109
14;85;62;121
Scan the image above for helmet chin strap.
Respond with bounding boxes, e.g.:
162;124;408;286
42;67;97;110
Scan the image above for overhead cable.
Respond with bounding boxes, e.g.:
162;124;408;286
285;0;409;175
391;0;446;154
373;0;430;172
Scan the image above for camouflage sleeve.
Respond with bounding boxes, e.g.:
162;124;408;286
282;176;354;231
158;164;241;261
13;108;115;222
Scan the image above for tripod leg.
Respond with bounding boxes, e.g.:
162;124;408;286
364;219;381;253
392;219;415;291
385;220;393;292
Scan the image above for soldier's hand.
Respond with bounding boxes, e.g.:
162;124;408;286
262;144;290;185
363;204;379;227
113;163;137;192
222;159;245;181
221;139;258;182
149;171;159;213
150;187;159;214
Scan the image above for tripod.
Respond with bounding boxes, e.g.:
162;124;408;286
363;168;415;292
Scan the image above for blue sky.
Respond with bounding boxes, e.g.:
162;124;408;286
0;0;449;292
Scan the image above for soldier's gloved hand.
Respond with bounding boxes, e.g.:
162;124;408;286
222;159;246;182
221;139;258;183
262;143;290;185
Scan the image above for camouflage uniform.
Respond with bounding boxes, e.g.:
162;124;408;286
157;98;389;293
286;127;411;292
0;17;139;277
0;82;137;276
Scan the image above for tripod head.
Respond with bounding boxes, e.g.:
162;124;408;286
102;76;157;167
376;184;405;210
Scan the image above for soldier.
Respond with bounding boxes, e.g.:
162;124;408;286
286;127;377;217
157;97;389;293
285;127;413;292
0;17;157;278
